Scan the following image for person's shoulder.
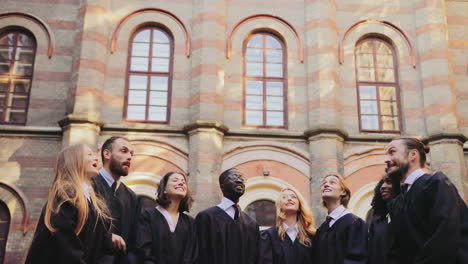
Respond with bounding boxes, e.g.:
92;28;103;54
240;211;259;227
120;182;138;198
260;226;276;240
181;212;196;221
198;206;219;215
418;171;455;190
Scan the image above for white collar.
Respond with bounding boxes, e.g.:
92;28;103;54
403;168;425;185
328;205;347;220
156;205;179;232
99;168;121;190
282;222;298;232
217;197;235;211
82;182;92;201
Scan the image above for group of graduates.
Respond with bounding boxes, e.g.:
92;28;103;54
24;136;468;264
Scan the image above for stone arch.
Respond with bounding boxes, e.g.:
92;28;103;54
110;8;191;57
0;181;30;235
227;14;303;62
0;11;55;57
339;19;415;67
344;147;386;194
348;181;378;220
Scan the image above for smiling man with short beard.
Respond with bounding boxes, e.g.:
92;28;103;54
384;137;468;264
93;136;141;264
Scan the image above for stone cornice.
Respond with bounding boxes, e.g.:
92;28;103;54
183;120;229;134
424;133;468;145
304;128;348;140
58;115;104;128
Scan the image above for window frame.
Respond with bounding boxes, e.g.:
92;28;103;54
0;29;37;125
355;37;402;133
242;32;288;129
123;26;174;124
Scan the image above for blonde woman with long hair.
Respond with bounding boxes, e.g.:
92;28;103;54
25;144;124;263
258;187;316;264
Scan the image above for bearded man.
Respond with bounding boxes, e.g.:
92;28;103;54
93;136;141;264
384;137;468;264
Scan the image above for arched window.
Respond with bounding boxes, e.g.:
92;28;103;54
245;199;276;227
355;38;401;132
125;27;173;123
243;33;287;128
0;30;36;125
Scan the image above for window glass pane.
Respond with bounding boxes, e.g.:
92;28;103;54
357;54;374;67
9;112;26;123
266;82;283;96
246;95;262;110
246;81;262;95
380;101;398;116
148;106;167;121
266;96;283;111
375;41;392;55
17;48;34;62
153;43;170;57
18;34;34;46
11;97;27;108
0;97;4;107
150;91;168;106
134;30;151;42
266;49;282;63
359;86;376;100
0;79;8;92
153;30;169;43
246;62;262;76
245;110;262;125
0;63;10;74
131;57;149;71
248;35;263;48
357;67;375;81
377;69;395;82
382;116;399;130
14;63;32;75
132;43;150;57
357;41;373;53
376;54;394;68
266;36;281;49
151;76;168;91
127;105;146;120
379;86;396;101
266;111;283;126
361;115;379;130
128;90;147;105
245;200;276;226
360;100;378;114
266;63;282;77
13;80;30;93
0;33;15;45
151;58;169;72
246;48;262;62
0;47;14;60
129;75;147;90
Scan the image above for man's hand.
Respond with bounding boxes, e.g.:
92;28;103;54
111;234;127;253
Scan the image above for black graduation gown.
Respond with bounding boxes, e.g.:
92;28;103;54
25;200;112;264
92;174;141;264
368;216;392;264
314;213;368;264
195;206;260;264
137;208;198;264
387;172;468;264
258;226;313;264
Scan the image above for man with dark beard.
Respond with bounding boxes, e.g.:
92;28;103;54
384;137;468;264
195;168;260;264
93;136;141;264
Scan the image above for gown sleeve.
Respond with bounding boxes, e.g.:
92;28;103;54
344;217;368;264
413;174;461;264
257;229;274;264
50;201;86;264
195;211;212;264
136;210;157;264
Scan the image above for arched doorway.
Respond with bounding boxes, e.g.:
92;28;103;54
0;201;10;264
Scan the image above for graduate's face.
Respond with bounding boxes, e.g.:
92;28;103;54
104;138;134;177
220;169;245;200
84;145;99;180
380;175;394;201
165;173;187;199
385;140;412;181
321;176;346;201
280;189;300;215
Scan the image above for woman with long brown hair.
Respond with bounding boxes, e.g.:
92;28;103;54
258;187;316;264
25;144;122;263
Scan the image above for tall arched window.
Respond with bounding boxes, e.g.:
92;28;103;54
243;33;287;128
125;27;173;123
245;199;276;227
355;38;401;132
0;30;36;125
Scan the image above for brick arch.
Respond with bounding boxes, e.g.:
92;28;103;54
344;147;386;194
227;14;303;62
235;160;310;202
0;181;30;235
0;11;54;58
110;8;191;56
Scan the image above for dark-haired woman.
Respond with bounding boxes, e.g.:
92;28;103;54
368;173;399;264
137;172;197;264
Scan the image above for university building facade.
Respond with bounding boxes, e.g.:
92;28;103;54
0;0;467;262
